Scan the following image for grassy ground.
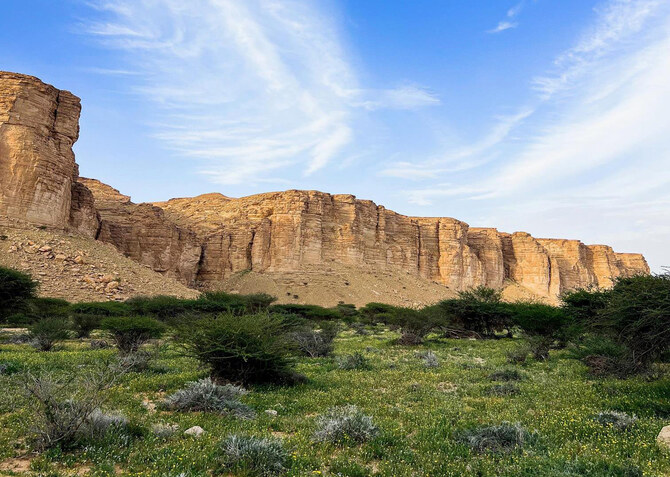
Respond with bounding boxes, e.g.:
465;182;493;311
1;329;669;476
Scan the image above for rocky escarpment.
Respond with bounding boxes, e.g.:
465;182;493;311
0;72;99;237
155;191;649;300
0;71;651;302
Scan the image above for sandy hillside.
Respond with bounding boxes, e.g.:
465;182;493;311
210;263;457;308
0;226;199;302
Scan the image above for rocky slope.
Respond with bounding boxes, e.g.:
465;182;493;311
0;71;650;304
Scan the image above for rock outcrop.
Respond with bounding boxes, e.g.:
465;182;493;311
0;71;651;302
156;190;649;299
0;72;99;237
80;178;202;285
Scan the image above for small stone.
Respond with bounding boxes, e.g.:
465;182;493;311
38;245;52;252
54;253;67;261
265;409;278;417
184;426;204;437
106;281;120;291
74;255;85;264
658;425;670;451
141;400;156;413
100;274;115;283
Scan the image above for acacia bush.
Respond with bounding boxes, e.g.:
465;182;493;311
174;313;301;385
435;287;511;338
28;318;71;351
100;316;165;354
595;274;670;372
269;303;341;321
509;302;574;359
0;266;37;321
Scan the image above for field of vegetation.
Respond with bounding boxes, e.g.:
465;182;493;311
1;266;669;476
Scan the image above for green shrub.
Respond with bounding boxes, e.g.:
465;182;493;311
0;266;37;320
486;383;521;396
506;347;530;364
202;291;276;313
458;422;537;453
269;304;341;321
70;301;130;317
100;316;165;354
71;314;102;338
489;368;523;382
595;274;670;372
561;287;608;324
336;352;370;370
389;307;439;345
80;409;129;439
313;405;379;444
509;302;573;359
28;318;71;351
174;313;300;385
219;434;289;476
358;302;399;324
161;378;253;418
435;287;511;338
0;361;21;375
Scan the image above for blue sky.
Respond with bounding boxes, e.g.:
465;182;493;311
1;0;669;271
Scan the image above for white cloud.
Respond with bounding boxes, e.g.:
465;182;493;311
487;21;518;34
84;0;436;185
403;0;670;271
487;1;524;34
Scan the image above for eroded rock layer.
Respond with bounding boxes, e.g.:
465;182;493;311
0;72;99;237
0;71;650;301
156;190;649;299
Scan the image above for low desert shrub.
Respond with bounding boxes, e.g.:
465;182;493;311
486;383;521;396
290;322;339;357
594;411;637;431
100;316;165;354
80;408;129;439
151;423;179;439
313;405;379;444
458;422;537;453
336;352;370;370
0;361;20;375
174;313;300;385
489;368;523;382
417;350;439;368
506;347;529;364
219;434;289;476
161;378;253;418
90;339;111;350
24;366;124;450
509;302;574;359
28;318;71;351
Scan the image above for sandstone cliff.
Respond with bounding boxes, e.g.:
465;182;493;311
0;72;99;237
155;191;649;300
0;72;651;303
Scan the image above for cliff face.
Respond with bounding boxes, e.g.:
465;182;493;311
0;72;99;237
79;178;202;285
0;72;651;302
155;190;649;299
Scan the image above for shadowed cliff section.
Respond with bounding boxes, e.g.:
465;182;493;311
0;71;650;304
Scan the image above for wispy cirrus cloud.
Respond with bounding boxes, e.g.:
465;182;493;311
401;0;670;270
487;1;525;34
83;0;438;185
